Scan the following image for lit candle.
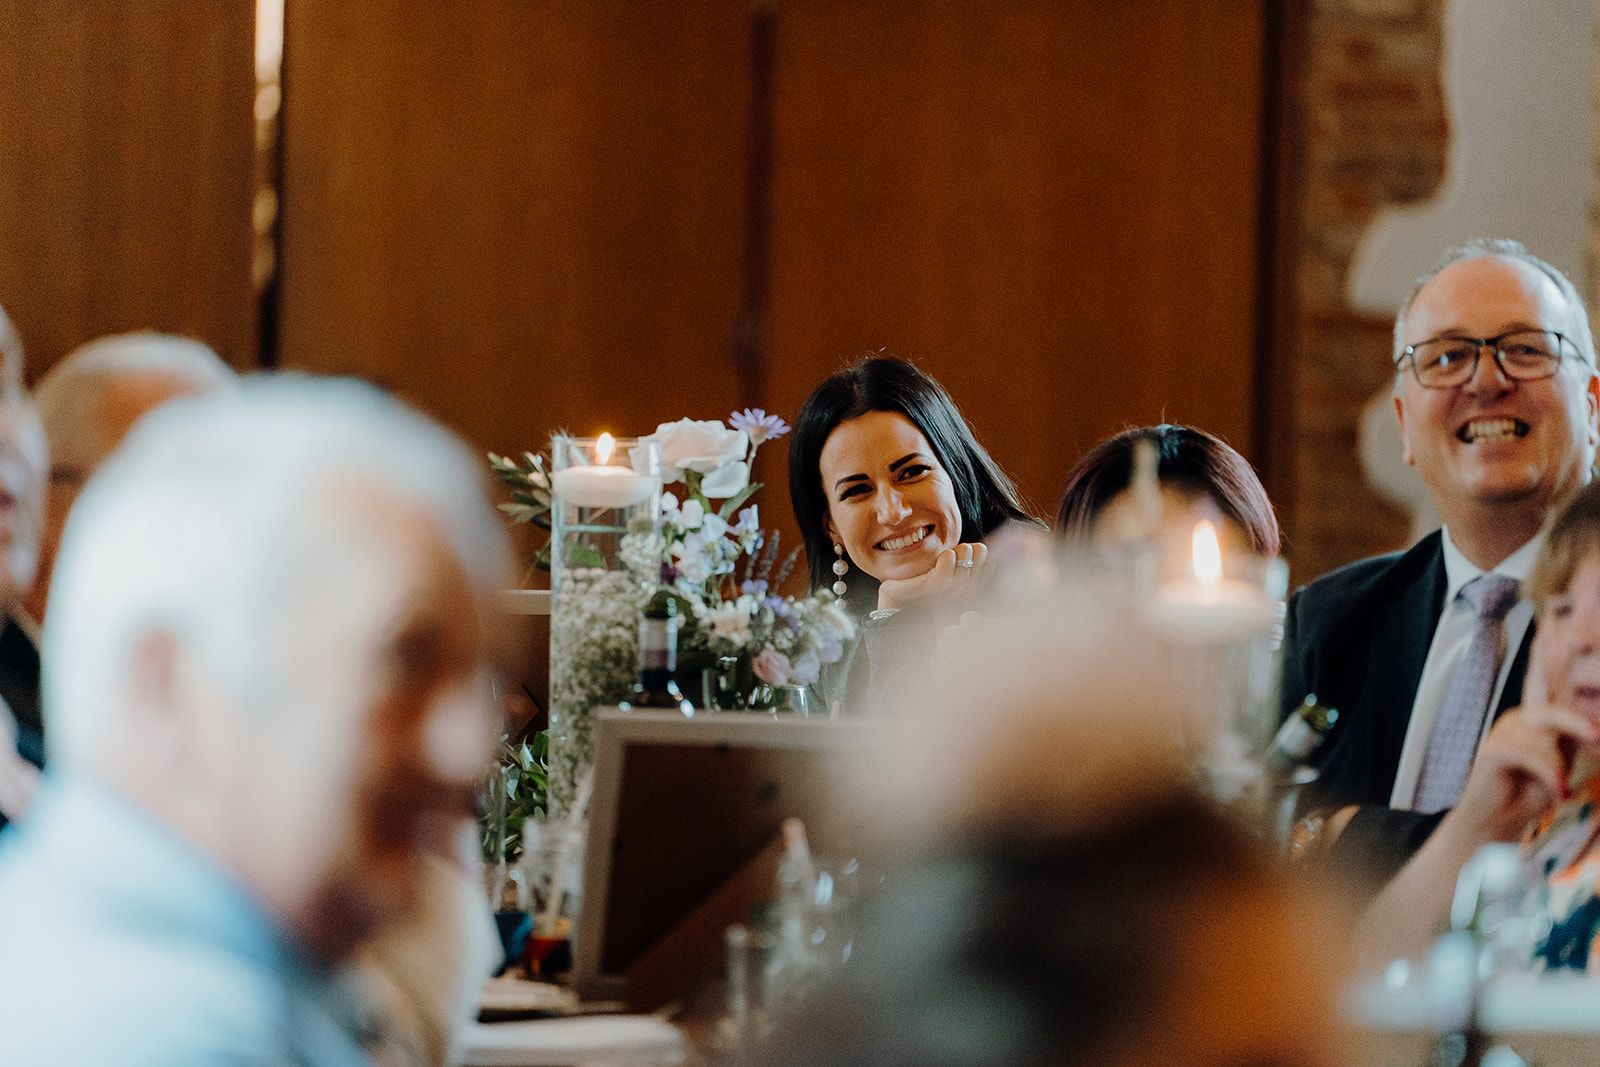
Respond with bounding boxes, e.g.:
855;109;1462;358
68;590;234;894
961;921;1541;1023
550;433;658;509
1146;520;1277;645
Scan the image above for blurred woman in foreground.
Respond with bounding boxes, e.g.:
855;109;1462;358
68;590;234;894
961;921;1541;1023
768;576;1346;1066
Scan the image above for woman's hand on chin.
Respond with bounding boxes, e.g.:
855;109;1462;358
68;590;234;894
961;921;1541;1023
1441;701;1600;847
876;542;989;612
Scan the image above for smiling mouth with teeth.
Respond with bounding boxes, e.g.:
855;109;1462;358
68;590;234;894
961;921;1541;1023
1458;417;1529;443
876;525;932;552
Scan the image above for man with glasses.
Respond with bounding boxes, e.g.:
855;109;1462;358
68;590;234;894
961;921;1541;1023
1283;238;1600;888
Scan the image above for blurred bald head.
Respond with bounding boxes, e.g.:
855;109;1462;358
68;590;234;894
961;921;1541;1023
28;332;234;618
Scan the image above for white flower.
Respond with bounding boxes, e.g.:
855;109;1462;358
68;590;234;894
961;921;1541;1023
659;491;680;519
642;419;749;483
673;534;715;585
679;499;705;530
819;601;857;640
699;460;750;499
710;601;753;645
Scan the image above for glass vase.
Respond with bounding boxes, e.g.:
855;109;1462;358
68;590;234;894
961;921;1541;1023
702;654;759;710
750;683;814;716
1141;517;1288;802
548;433;660;816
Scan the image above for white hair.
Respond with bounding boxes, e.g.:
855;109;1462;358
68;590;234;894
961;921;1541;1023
1393;238;1597;367
33;331;235;471
44;374;511;766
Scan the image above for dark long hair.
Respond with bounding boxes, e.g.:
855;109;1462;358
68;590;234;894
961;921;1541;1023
1054;424;1280;556
788;356;1036;601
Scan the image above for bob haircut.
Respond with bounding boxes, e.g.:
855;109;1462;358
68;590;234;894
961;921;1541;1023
1530;478;1600;608
1054;424;1280;557
788;356;1036;599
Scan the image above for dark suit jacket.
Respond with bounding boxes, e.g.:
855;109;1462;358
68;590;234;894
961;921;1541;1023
1280;531;1533;887
0;617;41;834
0;618;41;759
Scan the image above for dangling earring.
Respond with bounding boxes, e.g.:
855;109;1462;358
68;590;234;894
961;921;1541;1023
831;541;849;597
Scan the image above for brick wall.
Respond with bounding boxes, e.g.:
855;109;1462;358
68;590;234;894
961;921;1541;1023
1280;0;1447;584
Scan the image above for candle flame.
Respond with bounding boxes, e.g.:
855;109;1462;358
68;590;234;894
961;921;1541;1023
595;432;615;464
1191;519;1222;587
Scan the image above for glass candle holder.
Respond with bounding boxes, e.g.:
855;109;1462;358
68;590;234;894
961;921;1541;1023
547;433;660;816
1142;518;1289;799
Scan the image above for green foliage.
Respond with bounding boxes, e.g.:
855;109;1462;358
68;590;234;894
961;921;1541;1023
482;730;550;864
488;450;555;572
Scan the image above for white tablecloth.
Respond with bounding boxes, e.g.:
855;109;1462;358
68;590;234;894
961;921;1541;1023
454;1016;685;1067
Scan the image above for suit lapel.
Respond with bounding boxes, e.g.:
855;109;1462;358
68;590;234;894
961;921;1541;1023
1362;535;1448;796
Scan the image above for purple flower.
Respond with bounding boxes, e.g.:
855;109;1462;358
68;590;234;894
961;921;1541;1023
741;579;769;597
728;408;791;446
660;562;679;584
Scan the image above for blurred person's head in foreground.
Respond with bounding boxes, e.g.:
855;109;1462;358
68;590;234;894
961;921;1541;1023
28;330;234;620
38;375;511;961
1054;423;1279;557
772;589;1347;1066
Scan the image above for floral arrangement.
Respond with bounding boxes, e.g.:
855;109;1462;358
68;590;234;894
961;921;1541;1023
487;409;857;808
545;568;649;807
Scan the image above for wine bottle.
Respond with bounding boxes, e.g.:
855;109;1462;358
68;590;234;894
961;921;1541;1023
621;588;693;713
1268;694;1339;775
1268;695;1339;850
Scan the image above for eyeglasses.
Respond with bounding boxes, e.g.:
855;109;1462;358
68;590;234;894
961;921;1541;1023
1396;329;1581;389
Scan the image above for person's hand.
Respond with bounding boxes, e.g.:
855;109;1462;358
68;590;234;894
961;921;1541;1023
877;542;990;612
1441;701;1600;846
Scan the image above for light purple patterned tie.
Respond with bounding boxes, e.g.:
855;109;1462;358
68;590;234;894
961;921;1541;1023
1414;573;1522;814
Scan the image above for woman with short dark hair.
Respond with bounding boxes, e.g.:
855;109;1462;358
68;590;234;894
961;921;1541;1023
1054;424;1280;557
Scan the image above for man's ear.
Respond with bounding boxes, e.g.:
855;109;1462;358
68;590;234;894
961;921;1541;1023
106;628;196;793
1393;388;1415;467
124;628;188;760
128;629;178;708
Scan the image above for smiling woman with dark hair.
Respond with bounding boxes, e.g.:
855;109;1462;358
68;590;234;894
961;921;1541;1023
788;356;1038;712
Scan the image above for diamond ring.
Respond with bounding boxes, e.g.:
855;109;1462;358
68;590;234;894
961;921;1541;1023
955;559;975;569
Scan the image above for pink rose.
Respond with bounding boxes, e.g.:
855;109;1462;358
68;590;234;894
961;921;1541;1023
753;649;792;686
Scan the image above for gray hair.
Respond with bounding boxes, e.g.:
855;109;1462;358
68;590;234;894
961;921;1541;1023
1393;238;1597;367
44;374;512;766
33;332;235;472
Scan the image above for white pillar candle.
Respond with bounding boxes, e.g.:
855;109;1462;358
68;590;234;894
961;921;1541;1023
1146;519;1276;645
550;432;658;509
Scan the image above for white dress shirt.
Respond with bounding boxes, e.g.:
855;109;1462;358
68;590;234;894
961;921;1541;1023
1389;529;1542;810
